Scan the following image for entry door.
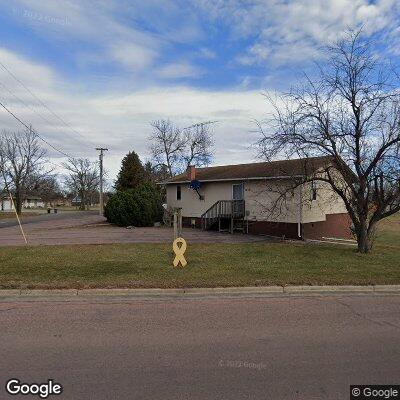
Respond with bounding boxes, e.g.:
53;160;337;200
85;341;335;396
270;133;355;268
232;183;244;216
232;183;244;200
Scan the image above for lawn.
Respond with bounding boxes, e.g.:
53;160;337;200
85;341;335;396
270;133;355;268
0;211;43;220
0;214;399;289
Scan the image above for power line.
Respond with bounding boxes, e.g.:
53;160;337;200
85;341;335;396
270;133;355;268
0;80;59;126
182;120;219;130
0;80;90;148
0;60;89;142
0;81;91;149
0;99;74;159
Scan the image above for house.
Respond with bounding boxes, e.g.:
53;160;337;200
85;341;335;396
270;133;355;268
48;197;71;207
164;156;352;240
1;195;45;211
23;196;45;209
71;196;82;207
0;195;14;211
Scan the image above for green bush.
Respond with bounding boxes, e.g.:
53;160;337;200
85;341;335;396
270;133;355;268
104;183;163;227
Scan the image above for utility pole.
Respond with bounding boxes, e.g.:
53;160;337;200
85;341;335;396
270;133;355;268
96;147;108;216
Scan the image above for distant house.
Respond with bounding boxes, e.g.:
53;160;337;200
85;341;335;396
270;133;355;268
163;156;352;240
23;196;45;209
1;195;45;211
51;197;71;207
1;195;14;211
71;196;82;207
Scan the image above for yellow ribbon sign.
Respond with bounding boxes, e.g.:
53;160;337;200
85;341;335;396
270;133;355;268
173;237;187;267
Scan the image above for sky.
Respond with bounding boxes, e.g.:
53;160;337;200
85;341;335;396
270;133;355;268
0;0;399;181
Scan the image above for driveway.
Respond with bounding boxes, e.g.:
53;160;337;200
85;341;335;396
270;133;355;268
0;293;399;399
0;211;277;246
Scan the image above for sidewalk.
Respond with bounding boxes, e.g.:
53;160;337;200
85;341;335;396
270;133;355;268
1;285;400;299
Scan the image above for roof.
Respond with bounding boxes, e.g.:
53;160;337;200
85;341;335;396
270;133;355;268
1;195;42;200
25;196;43;200
164;156;335;184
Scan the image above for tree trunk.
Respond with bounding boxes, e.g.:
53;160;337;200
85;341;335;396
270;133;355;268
79;190;85;211
356;222;372;253
15;189;23;215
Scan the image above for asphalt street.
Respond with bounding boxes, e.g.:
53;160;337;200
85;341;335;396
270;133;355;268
0;210;98;229
0;293;399;399
0;210;276;246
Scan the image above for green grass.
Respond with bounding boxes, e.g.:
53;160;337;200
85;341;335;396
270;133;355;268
0;214;399;289
375;213;400;249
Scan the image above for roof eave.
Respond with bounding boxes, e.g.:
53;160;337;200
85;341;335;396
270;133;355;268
164;175;305;185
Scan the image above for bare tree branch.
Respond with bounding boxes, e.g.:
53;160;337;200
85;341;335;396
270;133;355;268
255;29;400;253
0;127;48;214
63;158;99;210
149;119;214;177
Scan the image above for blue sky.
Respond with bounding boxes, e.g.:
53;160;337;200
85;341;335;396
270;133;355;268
0;0;398;179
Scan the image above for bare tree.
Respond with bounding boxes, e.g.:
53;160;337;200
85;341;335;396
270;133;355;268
63;158;99;210
181;123;214;168
27;174;63;206
149;120;184;177
149;119;214;177
255;30;400;253
0;128;47;214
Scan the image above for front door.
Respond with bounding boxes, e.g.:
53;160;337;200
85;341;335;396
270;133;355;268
232;183;244;200
232;183;244;216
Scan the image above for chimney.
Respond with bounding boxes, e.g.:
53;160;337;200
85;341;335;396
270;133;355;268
187;165;196;181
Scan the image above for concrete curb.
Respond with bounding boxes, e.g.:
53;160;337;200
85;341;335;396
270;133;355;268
20;289;78;296
373;285;400;292
283;285;375;293
0;285;399;298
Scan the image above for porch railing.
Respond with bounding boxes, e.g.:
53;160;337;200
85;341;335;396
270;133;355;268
201;200;245;230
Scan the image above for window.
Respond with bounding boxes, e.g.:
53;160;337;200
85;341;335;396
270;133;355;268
177;185;181;201
311;181;317;201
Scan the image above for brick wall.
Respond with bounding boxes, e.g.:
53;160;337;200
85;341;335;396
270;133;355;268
302;213;352;240
247;221;299;239
182;213;353;240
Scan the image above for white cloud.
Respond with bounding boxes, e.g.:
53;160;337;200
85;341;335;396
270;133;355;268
156;62;203;79
108;42;158;70
237;43;271;65
1;0;398;181
4;0;164;74
0;47;268;179
199;47;216;59
196;0;400;65
0;48;55;92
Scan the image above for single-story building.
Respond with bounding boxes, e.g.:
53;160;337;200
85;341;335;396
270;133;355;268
0;196;14;211
23;196;45;209
71;196;82;207
164;156;352;240
1;195;45;211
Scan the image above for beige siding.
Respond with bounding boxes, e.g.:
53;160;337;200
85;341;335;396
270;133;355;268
301;180;347;223
166;178;347;223
166;181;235;218
244;180;300;223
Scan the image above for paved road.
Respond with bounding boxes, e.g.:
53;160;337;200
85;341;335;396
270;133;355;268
1;293;399;400
0;210;98;229
0;211;277;246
